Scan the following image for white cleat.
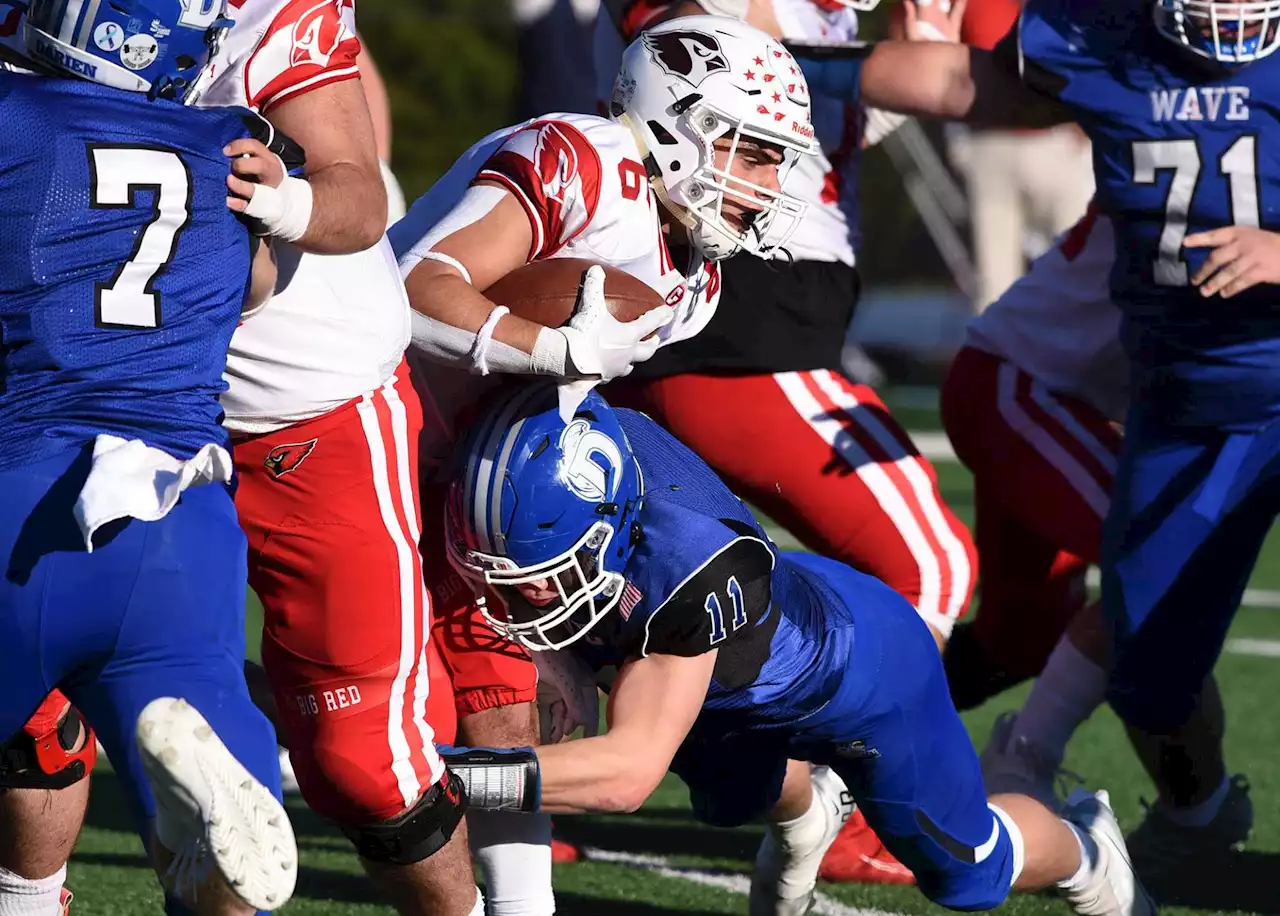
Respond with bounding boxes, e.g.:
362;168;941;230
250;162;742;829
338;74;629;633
749;766;853;916
136;697;298;912
1059;789;1157;916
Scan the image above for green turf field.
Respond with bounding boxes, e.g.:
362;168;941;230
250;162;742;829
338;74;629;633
63;389;1280;914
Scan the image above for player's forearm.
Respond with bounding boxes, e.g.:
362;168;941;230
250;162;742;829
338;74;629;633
534;733;666;814
404;265;573;375
804;41;1070;129
293;160;388;254
857;41;986;121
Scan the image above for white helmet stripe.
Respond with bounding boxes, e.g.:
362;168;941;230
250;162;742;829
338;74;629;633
470;385;546;553
58;0;86;43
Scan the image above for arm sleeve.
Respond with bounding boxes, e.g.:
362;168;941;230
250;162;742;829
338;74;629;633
474;120;605;260
643;536;775;658
990;7;1071;100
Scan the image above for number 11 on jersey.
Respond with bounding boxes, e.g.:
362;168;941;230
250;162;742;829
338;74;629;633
705;576;747;646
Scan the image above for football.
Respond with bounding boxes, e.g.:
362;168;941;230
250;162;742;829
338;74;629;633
482;258;667;328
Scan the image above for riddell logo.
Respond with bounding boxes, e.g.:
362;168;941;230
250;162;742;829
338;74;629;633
264;438;318;479
791;120;814;140
289;0;349;69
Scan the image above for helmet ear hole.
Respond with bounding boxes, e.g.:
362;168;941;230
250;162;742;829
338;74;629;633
647;120;680;146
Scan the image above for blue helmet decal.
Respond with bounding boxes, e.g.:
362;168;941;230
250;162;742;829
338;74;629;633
446;384;644;652
24;0;231;102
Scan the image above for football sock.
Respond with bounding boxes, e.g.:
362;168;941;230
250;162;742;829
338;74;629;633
1056;822;1099;895
1162;774;1230;827
1014;638;1107;764
0;865;66;916
468;809;555;915
763;766;844;897
467;888;486;916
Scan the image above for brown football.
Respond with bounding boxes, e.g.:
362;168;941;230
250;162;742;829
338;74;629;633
482;258;666;328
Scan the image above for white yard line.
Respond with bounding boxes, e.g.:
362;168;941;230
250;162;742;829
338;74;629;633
1080;568;1280;611
904;431;955;463
581;847;901;916
1225;637;1280;658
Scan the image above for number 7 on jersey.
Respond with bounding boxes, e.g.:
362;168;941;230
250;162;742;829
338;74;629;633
89;145;192;329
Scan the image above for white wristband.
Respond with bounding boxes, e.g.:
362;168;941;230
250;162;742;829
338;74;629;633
470;306;510;376
530;327;569;377
243;175;314;243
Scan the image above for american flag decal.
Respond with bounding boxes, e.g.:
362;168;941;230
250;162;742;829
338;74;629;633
619;583;643;620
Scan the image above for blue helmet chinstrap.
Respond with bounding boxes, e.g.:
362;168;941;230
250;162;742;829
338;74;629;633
445;384;645;652
24;0;232;103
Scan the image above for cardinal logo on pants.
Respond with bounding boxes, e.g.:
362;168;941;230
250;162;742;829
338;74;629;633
265;438;318;479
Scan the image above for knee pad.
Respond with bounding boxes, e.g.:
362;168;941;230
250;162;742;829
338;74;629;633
341;771;467;865
0;695;96;791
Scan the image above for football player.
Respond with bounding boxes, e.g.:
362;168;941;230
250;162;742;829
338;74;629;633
942;201;1249;879
1;1;491;914
387;16;818;915
441;383;1153;916
593;0;974;889
794;0;1280;882
0;1;296;913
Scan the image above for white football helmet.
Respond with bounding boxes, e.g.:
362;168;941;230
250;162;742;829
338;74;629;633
611;15;819;261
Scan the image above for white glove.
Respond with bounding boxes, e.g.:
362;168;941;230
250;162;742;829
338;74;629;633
533;650;602;744
559;266;674;383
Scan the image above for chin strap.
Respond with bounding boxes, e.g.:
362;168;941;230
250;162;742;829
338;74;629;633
616;113;702;238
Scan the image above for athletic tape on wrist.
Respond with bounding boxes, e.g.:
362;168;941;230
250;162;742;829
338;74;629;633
243;175;314;243
531;327;570;376
471;305;510;376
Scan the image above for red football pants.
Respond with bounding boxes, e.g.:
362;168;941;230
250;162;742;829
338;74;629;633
609;369;977;637
940;346;1121;678
418;483;539;745
234;361;444;825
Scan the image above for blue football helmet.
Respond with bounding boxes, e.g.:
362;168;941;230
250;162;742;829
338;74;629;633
445;384;645;652
1154;0;1280;64
24;0;231;102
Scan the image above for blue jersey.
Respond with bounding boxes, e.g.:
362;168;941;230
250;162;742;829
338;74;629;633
574;409;856;737
1013;0;1280;430
0;73;271;468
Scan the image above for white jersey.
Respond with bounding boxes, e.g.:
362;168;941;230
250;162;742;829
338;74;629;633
198;0;410;434
394;113;722;346
591;0;859;266
966;206;1129;422
392;112;721;458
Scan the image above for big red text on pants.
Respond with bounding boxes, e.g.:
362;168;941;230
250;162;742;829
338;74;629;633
234;361;443;825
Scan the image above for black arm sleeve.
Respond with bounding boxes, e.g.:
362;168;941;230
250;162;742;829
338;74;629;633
643;536;778;689
990;18;1069;101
